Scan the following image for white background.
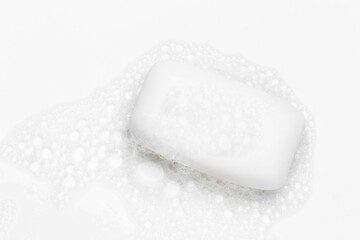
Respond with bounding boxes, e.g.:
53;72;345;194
0;0;359;239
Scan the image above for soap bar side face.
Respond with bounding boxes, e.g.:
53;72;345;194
129;61;304;190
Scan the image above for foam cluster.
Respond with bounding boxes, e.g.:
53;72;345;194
0;41;315;240
150;80;264;158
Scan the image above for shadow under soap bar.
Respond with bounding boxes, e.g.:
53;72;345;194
129;61;304;190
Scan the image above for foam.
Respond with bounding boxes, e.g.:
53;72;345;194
0;41;315;240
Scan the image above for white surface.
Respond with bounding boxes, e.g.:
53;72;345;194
0;0;359;239
130;61;305;190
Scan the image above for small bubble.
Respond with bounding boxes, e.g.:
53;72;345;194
288;191;295;200
248;65;256;72
252;210;260;218
78;119;87;128
99;131;110;142
172;199;180;207
175;208;184;217
32;137;43;148
177;94;188;108
184;181;196;192
72;147;86;162
164;181;181;198
41;148;52;160
17;142;25;150
175;45;184;52
135;162;164;186
145;221;152;229
97;145;107;159
69;131;80;142
187;54;195;63
271;79;279;85
125;92;133;100
215;194;224;203
62;175;76;189
65;165;75;175
297;193;304;200
30;161;41;172
266;70;273;77
161;54;169;60
106;104;115;114
224;210;232;218
218;135;231;152
107;152;123;169
261;216;270;225
87;158;98;171
161;45;169;52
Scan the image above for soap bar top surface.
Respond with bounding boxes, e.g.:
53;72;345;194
129;61;304;190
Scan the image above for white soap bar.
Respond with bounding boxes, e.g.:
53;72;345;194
129;61;304;190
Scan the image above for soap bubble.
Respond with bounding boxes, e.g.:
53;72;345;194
0;41;315;240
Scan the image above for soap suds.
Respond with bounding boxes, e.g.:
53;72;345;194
0;41;315;240
158;83;264;158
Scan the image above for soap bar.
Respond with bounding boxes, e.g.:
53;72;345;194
129;61;304;190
